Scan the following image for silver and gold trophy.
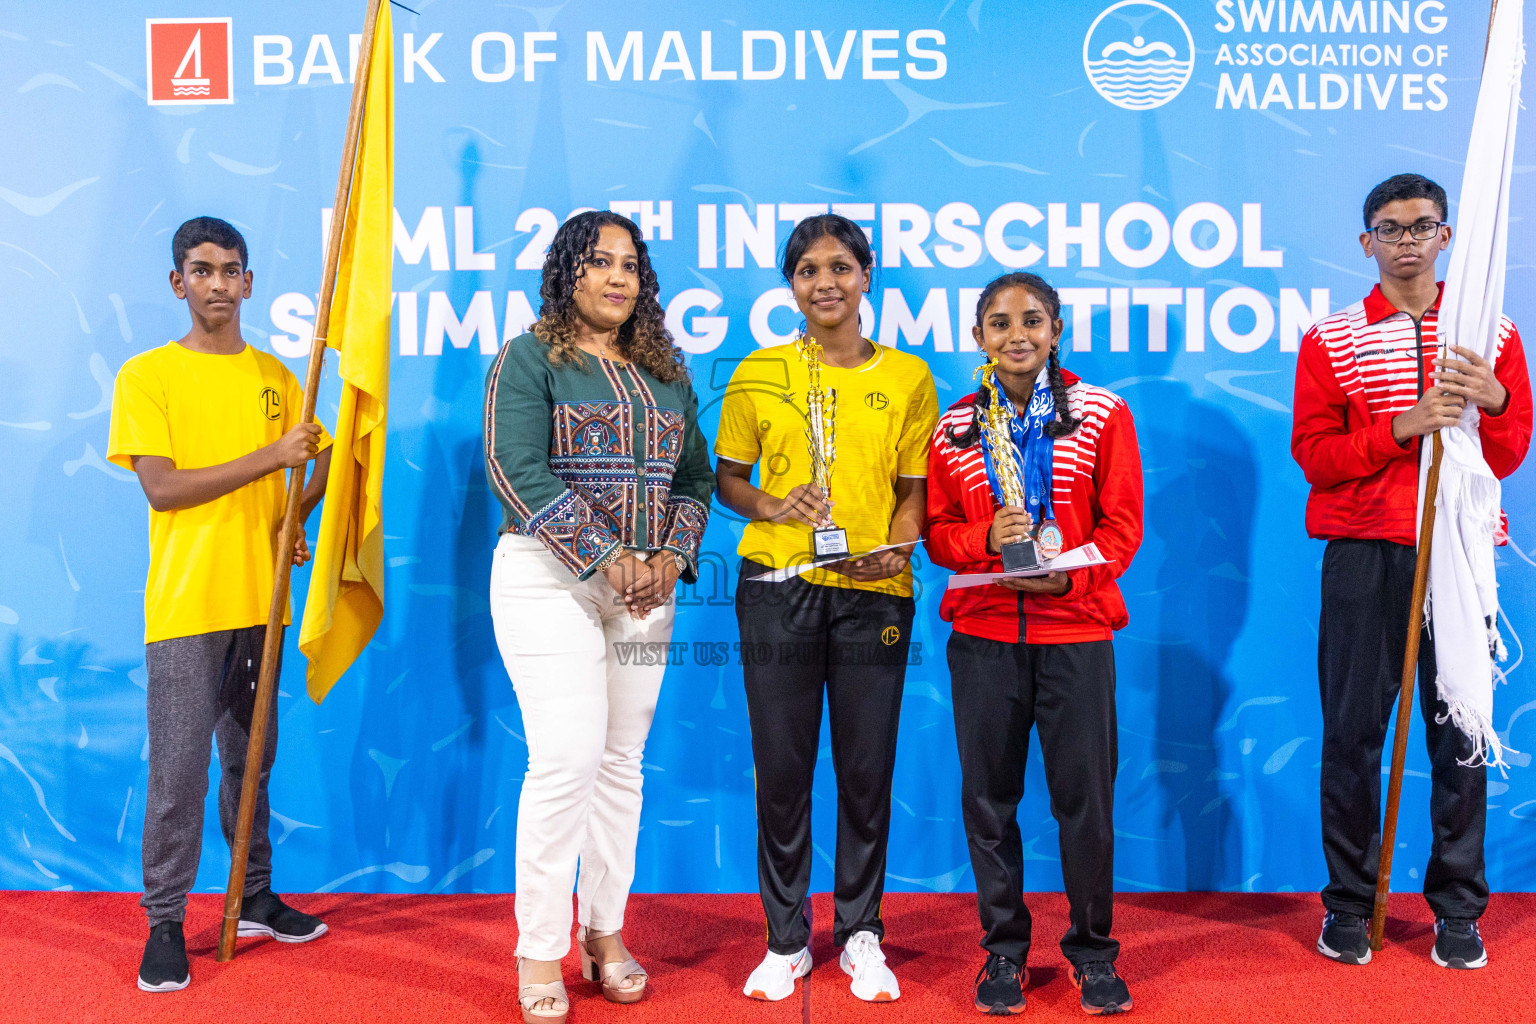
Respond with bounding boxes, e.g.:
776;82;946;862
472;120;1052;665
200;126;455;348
799;337;850;559
978;360;1042;572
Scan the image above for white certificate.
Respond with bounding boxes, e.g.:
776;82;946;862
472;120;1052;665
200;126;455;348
745;541;919;583
945;543;1112;590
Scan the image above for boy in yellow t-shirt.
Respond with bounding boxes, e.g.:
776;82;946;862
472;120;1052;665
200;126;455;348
107;217;333;993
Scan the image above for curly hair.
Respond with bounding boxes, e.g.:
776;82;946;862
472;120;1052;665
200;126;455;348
946;272;1081;449
530;210;688;383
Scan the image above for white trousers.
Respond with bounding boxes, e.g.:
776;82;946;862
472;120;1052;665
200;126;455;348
489;534;674;960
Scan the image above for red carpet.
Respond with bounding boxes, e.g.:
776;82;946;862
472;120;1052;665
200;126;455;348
1;891;1531;1022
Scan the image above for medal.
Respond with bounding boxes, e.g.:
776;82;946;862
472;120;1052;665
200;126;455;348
1037;521;1064;561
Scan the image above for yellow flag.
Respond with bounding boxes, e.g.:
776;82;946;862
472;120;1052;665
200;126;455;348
299;1;393;703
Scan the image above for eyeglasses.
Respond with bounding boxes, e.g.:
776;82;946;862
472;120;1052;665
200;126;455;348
1369;220;1447;242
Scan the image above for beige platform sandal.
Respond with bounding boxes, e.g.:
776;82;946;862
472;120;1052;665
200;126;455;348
516;957;569;1024
576;926;648;1003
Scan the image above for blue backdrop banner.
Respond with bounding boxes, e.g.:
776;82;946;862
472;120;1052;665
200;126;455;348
2;0;1534;900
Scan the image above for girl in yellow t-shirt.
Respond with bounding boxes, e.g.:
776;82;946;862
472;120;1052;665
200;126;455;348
715;213;937;1004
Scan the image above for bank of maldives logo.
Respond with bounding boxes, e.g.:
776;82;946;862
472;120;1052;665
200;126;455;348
146;18;233;106
1083;1;1194;111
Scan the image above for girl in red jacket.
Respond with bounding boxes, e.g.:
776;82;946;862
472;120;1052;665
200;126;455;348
925;272;1143;1016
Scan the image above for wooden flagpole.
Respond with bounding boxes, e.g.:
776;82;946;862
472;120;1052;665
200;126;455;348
218;0;385;962
1370;431;1442;951
1370;0;1501;953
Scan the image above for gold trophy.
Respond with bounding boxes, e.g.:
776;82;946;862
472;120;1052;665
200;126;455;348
978;361;1041;572
799;337;850;559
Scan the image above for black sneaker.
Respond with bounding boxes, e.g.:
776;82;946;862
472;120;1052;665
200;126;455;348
137;921;190;992
1071;960;1131;1015
237;889;328;943
973;953;1026;1015
1431;918;1488;969
1316;910;1371;964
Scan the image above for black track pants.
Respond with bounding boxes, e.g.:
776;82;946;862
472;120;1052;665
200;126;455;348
1318;538;1488;920
948;630;1120;966
737;559;914;954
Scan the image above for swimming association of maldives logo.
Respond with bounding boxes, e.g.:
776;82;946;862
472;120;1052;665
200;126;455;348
145;18;233;106
1082;1;1195;111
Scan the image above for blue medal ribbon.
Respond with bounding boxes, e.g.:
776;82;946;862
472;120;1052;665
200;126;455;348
979;373;1055;524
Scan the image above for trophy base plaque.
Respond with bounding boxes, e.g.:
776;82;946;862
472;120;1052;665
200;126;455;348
812;526;851;559
1000;538;1041;572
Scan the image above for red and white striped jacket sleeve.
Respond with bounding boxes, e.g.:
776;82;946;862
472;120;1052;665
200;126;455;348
1291;323;1408;489
1080;400;1143;593
1479;321;1534;480
924;413;991;572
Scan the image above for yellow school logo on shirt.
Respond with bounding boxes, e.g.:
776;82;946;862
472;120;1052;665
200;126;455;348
260;387;281;420
864;391;890;411
881;626;900;646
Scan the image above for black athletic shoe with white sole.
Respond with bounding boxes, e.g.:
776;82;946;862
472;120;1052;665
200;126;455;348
973;953;1026;1015
1431;918;1487;969
1316;911;1371;965
1072;960;1132;1015
237;890;328;943
138;921;190;992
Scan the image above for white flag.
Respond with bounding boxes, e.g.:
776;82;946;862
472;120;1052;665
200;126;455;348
1421;0;1525;770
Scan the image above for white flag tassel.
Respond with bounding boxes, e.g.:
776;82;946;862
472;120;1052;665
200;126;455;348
1421;0;1525;773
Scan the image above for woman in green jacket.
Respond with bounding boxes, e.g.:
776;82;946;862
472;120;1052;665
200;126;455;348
484;211;713;1024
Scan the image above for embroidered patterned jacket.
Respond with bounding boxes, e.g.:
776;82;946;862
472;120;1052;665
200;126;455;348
484;331;713;581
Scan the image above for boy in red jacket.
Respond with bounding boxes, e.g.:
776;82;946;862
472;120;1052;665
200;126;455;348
926;273;1143;1016
1292;173;1532;970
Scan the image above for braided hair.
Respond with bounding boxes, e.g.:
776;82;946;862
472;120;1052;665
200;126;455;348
945;272;1081;448
530;210;687;383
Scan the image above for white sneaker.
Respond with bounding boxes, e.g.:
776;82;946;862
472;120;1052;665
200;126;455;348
840;930;900;1001
742;947;811;1001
